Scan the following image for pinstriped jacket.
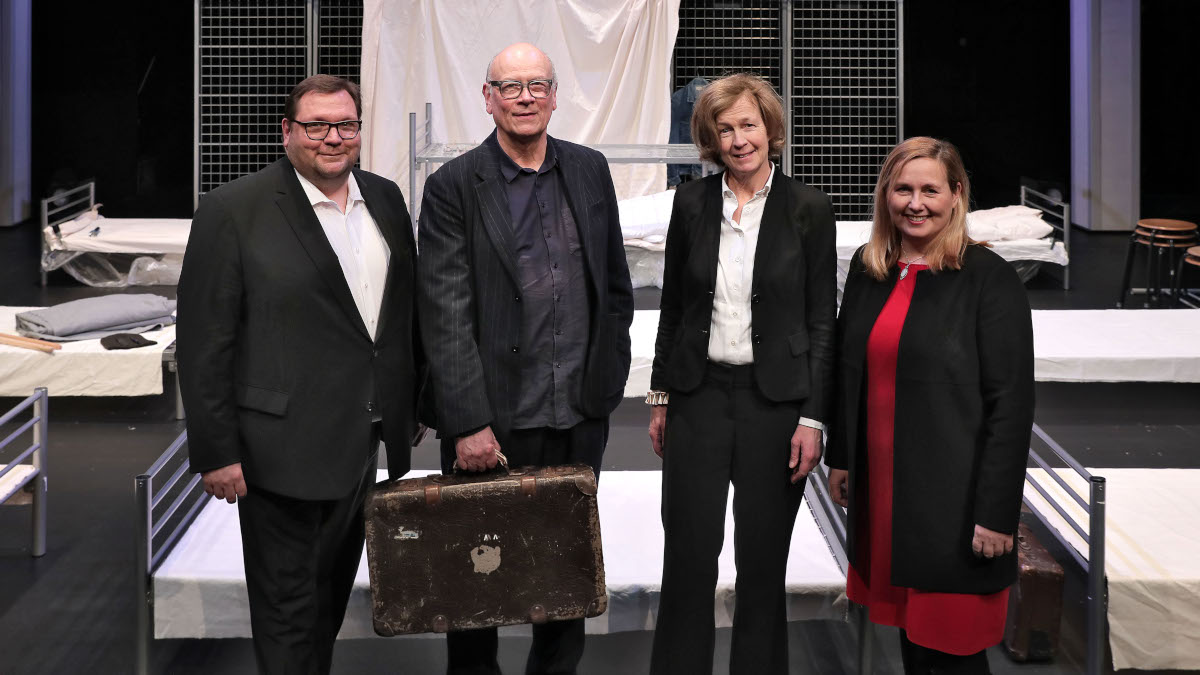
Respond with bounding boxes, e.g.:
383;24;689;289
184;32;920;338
416;131;634;440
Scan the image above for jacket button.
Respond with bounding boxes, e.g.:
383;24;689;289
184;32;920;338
365;402;376;413
752;294;760;303
372;349;380;358
514;295;521;302
512;346;520;353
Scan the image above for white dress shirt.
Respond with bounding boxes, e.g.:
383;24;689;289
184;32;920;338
705;164;823;431
295;170;390;338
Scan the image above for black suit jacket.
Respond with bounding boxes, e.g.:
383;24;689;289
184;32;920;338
178;158;422;500
826;244;1034;594
417;132;634;440
649;171;837;421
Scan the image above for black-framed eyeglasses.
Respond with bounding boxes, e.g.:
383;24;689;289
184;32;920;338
488;79;554;100
289;119;363;140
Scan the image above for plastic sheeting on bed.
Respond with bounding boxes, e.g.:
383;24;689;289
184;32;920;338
42;209;190;287
624;309;1200;396
0;306;176;397
1025;468;1200;671
152;469;847;639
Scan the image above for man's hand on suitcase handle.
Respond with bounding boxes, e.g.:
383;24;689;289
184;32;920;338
455;426;502;472
203;462;248;503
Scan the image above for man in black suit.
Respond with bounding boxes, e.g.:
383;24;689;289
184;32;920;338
416;42;633;674
177;75;421;675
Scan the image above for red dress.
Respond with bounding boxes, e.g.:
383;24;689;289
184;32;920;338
845;261;1009;655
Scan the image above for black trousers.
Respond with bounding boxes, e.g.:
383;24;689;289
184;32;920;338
440;417;609;675
237;425;379;675
899;630;992;674
650;363;805;675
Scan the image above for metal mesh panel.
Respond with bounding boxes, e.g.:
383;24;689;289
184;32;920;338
316;0;362;82
672;4;782;93
791;1;901;218
198;2;308;195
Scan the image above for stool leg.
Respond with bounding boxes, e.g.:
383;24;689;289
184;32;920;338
1145;237;1159;308
1174;254;1187;308
1117;235;1138;308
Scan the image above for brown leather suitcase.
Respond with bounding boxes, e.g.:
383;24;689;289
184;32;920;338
364;464;607;636
1004;521;1065;661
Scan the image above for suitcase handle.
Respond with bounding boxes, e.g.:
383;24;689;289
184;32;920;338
451;450;510;474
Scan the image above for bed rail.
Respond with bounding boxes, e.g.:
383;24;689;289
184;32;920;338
1023;423;1107;675
1020;186;1072;290
134;430;205;675
39;181;96;286
0;388;48;557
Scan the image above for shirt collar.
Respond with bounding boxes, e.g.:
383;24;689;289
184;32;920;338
294;168;362;207
721;162;776;199
490;131;558;183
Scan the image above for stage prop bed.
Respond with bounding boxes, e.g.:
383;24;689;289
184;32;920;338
619;186;1071;293
0;388;48;558
0;306;178;400
40;182;190;287
625;308;1200;398
136;420;1130;674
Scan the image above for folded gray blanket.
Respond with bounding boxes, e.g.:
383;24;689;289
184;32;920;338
16;294;177;341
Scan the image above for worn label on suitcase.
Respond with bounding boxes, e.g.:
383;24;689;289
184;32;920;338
1004;521;1065;661
364;464;607;636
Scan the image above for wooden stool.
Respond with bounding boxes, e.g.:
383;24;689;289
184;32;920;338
1173;245;1200;308
1118;219;1199;307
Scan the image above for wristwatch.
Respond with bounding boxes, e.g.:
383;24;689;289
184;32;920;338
645;390;669;406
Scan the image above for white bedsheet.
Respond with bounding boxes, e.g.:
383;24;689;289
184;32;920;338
1024;468;1200;671
625;309;1200;397
0;307;175;397
153;469;847;639
45;216;191;255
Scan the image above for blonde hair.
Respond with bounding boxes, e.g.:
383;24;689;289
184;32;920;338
862;136;982;280
690;73;785;167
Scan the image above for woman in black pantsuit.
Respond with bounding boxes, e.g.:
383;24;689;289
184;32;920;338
646;74;837;675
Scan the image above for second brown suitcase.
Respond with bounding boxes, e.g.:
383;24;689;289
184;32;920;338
1004;521;1065;661
364;463;607;636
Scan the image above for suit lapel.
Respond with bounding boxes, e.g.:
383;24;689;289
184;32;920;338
699;176;724;294
273;160;371;340
473;145;521;287
750;171;789;296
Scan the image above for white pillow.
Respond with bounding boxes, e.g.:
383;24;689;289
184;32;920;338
967;205;1053;241
618;190;676;241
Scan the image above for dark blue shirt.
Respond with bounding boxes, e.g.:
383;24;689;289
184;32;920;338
492;136;590;430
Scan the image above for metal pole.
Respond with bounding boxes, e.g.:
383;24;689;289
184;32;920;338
408;111;417;229
134;474;153;675
780;0;794;175
30;387;47;557
1087;476;1107;675
856;604;873;674
306;0;317;77
193;0;201;211
896;0;905;140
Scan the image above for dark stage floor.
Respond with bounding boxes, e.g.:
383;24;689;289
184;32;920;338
1;218;1197;674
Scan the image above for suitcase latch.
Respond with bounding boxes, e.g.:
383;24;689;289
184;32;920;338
424;484;442;506
529;604;548;624
521;475;537;497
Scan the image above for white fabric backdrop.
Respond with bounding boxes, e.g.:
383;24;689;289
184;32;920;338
360;0;680;207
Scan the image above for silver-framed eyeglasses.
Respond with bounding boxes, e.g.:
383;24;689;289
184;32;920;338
290;119;363;140
488;79;554;100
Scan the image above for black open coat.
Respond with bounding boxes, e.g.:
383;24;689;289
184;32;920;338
826;244;1034;594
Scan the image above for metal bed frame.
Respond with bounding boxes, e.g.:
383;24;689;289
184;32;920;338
0;387;48;558
134;430;204;675
407;102;707;227
1019;186;1072;291
807;423;1107;675
132;423;1106;674
39;182;96;287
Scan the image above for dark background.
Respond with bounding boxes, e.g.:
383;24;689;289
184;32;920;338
25;1;1200;223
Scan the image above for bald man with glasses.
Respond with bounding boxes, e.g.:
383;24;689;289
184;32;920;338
416;42;633;674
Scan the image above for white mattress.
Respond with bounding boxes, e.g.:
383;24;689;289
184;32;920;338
0;307;176;397
624;309;1200;397
153;469;847;639
1024;468;1200;671
45;216;191;255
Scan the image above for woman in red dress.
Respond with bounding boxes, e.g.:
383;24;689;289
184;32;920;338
826;137;1035;674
